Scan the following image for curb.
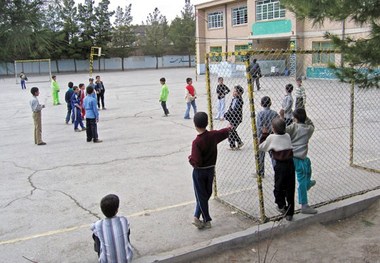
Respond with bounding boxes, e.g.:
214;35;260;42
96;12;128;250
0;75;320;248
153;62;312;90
135;189;380;263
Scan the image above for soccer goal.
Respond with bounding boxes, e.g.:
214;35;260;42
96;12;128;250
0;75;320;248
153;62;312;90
14;59;52;84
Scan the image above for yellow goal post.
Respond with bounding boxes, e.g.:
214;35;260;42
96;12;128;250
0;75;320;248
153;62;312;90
14;59;52;84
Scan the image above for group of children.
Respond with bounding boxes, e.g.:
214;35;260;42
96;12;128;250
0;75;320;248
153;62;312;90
51;75;106;109
158;77;199;119
29;76;106;145
257;77;316;221
28;74;314;261
187;76;315;231
61;77;104;143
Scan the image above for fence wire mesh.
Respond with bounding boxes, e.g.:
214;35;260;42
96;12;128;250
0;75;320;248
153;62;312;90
205;50;380;221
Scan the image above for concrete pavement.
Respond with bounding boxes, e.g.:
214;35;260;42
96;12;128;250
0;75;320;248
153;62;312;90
0;68;378;263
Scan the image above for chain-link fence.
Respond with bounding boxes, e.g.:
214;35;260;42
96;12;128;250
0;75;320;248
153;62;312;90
205;50;380;222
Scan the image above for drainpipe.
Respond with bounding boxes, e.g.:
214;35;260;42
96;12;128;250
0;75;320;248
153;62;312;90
341;19;345;67
225;4;228;59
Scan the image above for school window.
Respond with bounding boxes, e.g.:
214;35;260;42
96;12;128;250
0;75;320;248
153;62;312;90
256;0;286;21
312;42;335;64
208;11;224;29
210;46;222;62
235;45;249;62
232;6;248;26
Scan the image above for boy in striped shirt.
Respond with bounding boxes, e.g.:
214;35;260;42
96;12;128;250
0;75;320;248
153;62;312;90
295;77;306;109
91;194;133;262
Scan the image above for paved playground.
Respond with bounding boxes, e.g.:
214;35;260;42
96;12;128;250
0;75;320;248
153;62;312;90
0;68;255;262
0;67;379;262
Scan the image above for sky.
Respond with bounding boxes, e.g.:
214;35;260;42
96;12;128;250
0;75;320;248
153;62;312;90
76;0;210;24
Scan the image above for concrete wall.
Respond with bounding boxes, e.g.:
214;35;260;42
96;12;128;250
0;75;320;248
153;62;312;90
0;55;195;76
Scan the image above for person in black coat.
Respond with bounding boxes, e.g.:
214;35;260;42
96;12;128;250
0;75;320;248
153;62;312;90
95;75;106;109
224;85;244;150
249;58;262;91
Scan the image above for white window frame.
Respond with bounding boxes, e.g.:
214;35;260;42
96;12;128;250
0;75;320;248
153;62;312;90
232;6;248;26
208;11;224;29
256;0;286;21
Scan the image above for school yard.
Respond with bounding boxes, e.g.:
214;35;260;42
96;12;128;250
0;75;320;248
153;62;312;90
0;68;379;262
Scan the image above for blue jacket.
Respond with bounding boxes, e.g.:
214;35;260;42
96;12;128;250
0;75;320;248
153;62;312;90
256;108;279;138
71;92;80;110
65;88;74;104
84;93;99;119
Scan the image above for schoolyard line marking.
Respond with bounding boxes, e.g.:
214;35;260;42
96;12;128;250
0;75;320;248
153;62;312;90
0;200;195;245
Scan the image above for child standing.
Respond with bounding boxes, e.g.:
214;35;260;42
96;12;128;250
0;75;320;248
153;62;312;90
294;77;306;109
79;83;86;118
29;87;46;145
64;82;74;124
87;77;96;90
20;72;27;90
188;112;231;229
51;75;61;105
91;194;133;263
95;75;106;110
256;96;279;177
184;77;197;119
286;108;317;214
71;86;86;132
281;84;294;126
159;77;170;117
224;85;244;150
215;77;230;120
259;117;295;221
84;86;102;143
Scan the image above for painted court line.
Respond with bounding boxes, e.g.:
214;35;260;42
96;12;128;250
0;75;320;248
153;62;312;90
0;200;195;246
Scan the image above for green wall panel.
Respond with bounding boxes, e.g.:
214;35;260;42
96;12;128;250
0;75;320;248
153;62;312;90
252;20;292;35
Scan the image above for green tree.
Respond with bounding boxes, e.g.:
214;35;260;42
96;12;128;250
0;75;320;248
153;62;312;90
43;0;62;32
78;0;96;59
43;0;65;71
61;0;82;71
61;0;80;57
94;0;115;49
0;0;52;61
282;0;380;88
143;7;169;69
168;1;196;67
111;4;136;70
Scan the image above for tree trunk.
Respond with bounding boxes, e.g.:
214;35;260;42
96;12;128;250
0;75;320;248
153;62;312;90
55;60;60;73
122;57;125;71
74;59;77;73
156;56;158;69
188;54;191;68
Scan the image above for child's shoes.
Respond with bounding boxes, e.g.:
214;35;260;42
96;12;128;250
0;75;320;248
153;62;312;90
301;205;317;214
203;221;212;229
192;217;204;229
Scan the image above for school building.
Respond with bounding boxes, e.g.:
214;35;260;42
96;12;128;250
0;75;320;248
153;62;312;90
195;0;371;76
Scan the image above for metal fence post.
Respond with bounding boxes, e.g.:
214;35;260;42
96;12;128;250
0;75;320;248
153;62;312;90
245;52;267;223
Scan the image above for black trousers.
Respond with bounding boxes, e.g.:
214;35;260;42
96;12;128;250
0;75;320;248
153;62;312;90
251;76;261;90
228;126;242;148
86;118;98;141
273;159;295;216
97;92;105;108
193;167;214;222
161;101;169;115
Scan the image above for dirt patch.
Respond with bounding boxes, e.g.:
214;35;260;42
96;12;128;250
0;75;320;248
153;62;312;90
191;200;380;263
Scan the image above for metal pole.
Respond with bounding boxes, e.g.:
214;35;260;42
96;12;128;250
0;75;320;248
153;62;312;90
349;80;355;166
89;47;95;77
245;51;267;223
205;54;217;197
